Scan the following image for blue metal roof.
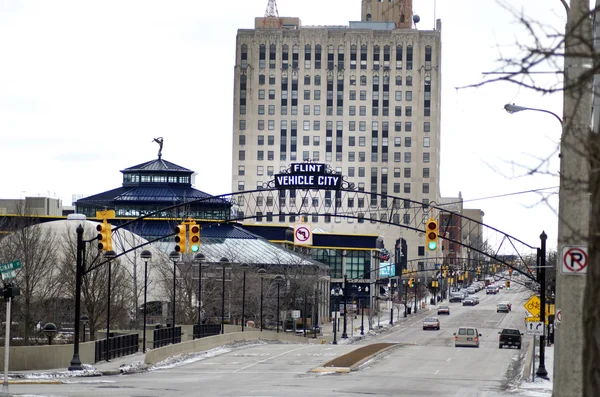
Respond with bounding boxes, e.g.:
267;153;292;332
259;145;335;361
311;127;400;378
122;158;192;173
77;186;229;206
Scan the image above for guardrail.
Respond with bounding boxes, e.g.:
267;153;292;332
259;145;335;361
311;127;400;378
153;326;182;348
95;333;139;362
193;324;221;339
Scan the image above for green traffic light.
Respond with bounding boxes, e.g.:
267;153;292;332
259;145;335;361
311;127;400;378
191;245;200;253
427;241;437;250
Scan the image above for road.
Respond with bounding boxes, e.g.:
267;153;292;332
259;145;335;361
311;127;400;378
9;282;536;397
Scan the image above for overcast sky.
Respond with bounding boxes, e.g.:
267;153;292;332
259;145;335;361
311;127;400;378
0;0;567;249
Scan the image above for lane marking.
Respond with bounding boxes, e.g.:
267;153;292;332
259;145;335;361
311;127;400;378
446;358;451;362
233;345;312;373
435;369;440;375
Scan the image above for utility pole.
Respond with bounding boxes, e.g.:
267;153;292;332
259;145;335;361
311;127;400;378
555;0;592;395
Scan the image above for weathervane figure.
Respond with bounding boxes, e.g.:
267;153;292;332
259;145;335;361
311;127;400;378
153;137;164;159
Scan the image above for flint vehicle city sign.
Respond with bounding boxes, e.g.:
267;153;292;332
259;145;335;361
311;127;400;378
274;163;342;190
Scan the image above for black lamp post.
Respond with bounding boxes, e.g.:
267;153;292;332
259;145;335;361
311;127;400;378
240;263;249;332
358;286;368;335
80;314;89;343
342;274;348;339
274;275;284;333
331;287;342;344
193;253;206;325
389;281;395;325
43;323;57;345
104;249;117;361
219;257;229;335
414;279;420;314
403;280;408;317
258;268;266;331
68;224;85;371
169;251;180;345
140;249;152;353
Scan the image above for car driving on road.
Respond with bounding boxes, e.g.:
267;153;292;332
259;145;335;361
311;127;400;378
423;317;441;330
462;298;476;306
498;328;523;349
454;327;482;348
497;303;510;313
437;305;450;315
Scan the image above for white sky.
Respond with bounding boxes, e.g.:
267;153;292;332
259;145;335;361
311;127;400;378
0;0;568;250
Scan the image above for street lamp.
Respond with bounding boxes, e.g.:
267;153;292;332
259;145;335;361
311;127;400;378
193;253;205;325
80;314;89;343
239;263;250;332
274;275;284;333
414;278;421;314
331;287;343;344
219;257;229;335
258;268;267;331
140;249;152;353
403;280;408;317
104;249;117;361
389;281;396;325
43;323;57;345
342;274;348;339
169;251;180;345
504;103;563;125
358;286;368;335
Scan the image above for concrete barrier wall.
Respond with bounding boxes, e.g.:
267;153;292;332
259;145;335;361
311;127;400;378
144;330;321;366
0;341;96;371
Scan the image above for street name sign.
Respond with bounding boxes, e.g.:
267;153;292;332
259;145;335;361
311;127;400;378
526;316;549;325
0;260;21;280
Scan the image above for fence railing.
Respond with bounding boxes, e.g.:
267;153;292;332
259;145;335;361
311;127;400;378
153;326;181;348
193;324;221;339
95;333;139;362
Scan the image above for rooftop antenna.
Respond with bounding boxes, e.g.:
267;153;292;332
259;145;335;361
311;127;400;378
434;0;437;29
262;0;282;29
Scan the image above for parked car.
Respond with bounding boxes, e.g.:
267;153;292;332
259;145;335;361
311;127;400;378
498;328;523;349
437;305;450;315
463;298;476;306
423;317;441;330
454;327;482;348
466;287;476;294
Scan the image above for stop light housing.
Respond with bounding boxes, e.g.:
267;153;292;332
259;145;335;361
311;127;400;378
189;224;200;253
96;221;113;251
174;224;187;253
425;219;439;251
506;280;510;290
409;278;414;287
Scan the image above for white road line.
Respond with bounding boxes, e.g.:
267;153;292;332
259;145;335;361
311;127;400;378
233;345;312;373
434;369;440;375
446;358;451;362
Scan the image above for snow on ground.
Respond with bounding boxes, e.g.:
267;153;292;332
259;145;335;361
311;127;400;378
510;345;553;396
149;340;270;371
16;364;101;379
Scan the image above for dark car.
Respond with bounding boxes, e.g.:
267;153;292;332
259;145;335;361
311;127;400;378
462;298;476;306
437;305;450;315
499;328;523;349
449;295;463;303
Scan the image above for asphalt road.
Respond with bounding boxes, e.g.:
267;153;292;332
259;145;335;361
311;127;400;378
8;282;536;397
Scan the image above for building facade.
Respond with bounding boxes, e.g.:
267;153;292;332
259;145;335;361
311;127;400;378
232;0;442;269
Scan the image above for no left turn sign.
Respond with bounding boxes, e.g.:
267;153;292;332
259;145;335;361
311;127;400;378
561;246;588;275
294;224;313;246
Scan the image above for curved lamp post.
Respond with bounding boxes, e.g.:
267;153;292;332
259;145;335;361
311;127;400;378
504;103;563;125
140;249;152;353
258;268;267;331
219;257;230;334
239;263;250;331
104;250;117;361
274;275;284;333
331;287;343;345
193;253;206;325
80;314;89;343
169;251;180;345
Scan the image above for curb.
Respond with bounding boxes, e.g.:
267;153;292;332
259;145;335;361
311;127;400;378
349;343;403;371
522;337;535;381
6;379;63;384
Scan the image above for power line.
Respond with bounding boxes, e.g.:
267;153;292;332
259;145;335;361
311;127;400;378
438;186;559;207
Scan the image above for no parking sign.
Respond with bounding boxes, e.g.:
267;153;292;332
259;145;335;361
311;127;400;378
561;246;588;275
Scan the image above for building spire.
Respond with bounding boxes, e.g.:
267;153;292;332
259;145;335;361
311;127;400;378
262;0;282;29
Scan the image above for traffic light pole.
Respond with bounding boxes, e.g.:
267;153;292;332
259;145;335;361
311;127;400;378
536;232;548;378
68;225;85;371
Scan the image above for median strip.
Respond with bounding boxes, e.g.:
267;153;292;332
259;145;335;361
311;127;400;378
311;343;400;373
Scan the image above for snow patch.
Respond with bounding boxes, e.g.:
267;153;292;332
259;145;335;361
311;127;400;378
16;364;101;379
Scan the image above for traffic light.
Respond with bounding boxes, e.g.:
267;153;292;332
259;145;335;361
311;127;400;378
96;221;113;251
425;218;439;251
174;224;187;253
409;278;414;287
189;224;200;253
506;280;511;290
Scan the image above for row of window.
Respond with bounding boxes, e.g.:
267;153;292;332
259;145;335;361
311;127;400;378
238;150;432;163
122;174;190;184
239;165;430;179
259;89;414;102
256;75;414;93
244;105;427;117
242;43;431;71
243;211;415;226
246;135;430;148
241;120;431;133
234;194;431;210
